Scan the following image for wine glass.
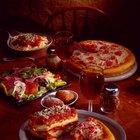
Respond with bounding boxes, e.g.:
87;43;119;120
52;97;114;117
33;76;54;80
54;31;74;80
79;65;104;112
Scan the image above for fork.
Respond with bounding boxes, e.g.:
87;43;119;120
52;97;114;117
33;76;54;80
1;56;45;62
7;29;20;37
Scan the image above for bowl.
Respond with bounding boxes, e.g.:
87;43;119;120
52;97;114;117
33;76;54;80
40;90;78;108
40;96;64;108
7;32;53;54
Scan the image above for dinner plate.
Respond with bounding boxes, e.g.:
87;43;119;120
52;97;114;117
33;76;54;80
67;62;137;82
19;109;126;140
77;110;126;140
40;90;79;108
7;32;53;52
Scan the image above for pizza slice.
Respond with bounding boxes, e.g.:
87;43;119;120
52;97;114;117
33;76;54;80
27;104;78;139
69;117;115;140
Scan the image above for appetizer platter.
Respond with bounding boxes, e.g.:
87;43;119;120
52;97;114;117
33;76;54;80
40;90;79;108
0;66;70;106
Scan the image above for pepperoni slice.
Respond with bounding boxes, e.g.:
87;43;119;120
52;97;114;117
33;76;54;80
115;51;122;56
100;45;108;50
106;60;113;66
87;56;94;60
102;50;109;54
82;44;97;52
75;51;81;56
110;56;116;60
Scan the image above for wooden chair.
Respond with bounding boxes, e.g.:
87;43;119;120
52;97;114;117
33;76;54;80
45;6;113;41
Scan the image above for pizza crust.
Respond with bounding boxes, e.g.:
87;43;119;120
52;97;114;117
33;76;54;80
100;120;115;140
27;121;77;139
103;47;135;77
66;40;136;78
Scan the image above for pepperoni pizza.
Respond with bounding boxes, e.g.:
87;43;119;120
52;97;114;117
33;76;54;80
67;40;136;77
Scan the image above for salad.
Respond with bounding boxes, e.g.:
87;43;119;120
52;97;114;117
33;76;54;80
0;66;67;103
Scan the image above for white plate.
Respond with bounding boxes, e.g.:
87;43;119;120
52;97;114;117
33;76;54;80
105;62;137;82
77;110;126;140
19;109;126;140
67;62;137;82
40;90;79;108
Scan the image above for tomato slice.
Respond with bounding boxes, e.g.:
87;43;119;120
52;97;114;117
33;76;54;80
54;74;61;79
25;81;39;95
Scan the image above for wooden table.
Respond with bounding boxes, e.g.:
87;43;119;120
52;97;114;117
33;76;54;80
0;31;140;140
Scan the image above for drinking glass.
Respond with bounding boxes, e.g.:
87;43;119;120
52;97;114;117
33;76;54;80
80;66;104;112
54;31;74;80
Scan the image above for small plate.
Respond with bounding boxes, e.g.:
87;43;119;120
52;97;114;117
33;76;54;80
40;90;79;108
40;96;64;108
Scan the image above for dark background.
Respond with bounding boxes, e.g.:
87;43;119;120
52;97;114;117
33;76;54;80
0;0;139;63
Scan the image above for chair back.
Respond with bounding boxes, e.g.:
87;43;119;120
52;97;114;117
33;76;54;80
45;6;112;41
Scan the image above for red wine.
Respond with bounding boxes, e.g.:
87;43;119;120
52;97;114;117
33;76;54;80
80;70;104;100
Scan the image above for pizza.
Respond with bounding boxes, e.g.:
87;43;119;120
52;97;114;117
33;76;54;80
27;106;115;140
69;117;115;140
0;65;67;103
9;33;49;51
66;40;136;77
27;104;78;139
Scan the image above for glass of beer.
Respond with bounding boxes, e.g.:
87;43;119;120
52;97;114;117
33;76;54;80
80;65;104;112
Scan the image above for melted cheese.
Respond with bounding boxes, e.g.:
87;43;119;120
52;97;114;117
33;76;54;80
31;105;78;131
36;104;70;117
71;118;104;140
35;116;78;131
72;40;129;69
